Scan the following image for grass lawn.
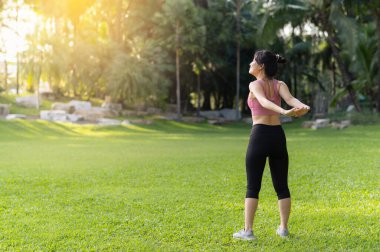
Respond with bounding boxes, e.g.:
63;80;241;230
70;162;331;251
0;119;378;251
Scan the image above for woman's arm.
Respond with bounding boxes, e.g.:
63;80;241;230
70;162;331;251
249;81;297;116
278;81;310;109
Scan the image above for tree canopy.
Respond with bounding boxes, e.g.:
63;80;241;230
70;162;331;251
0;0;379;114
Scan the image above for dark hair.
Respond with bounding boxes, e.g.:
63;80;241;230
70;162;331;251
254;50;287;79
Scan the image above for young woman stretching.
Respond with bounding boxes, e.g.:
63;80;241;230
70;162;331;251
233;50;310;240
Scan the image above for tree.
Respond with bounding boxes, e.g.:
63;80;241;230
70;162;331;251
154;0;205;117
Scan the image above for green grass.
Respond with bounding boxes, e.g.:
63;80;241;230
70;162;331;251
0;119;378;251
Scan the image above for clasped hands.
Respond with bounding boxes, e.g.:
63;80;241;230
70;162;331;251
283;106;310;117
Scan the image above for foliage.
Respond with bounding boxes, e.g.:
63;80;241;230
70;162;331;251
1;0;379;115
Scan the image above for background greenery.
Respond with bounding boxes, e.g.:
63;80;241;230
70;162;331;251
1;0;380;116
0;120;378;250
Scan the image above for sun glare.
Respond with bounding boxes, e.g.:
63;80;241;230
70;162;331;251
0;0;39;63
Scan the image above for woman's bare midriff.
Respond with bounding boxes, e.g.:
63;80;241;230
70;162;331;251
252;115;281;126
248;90;281;126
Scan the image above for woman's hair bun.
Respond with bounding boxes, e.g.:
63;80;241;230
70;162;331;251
276;54;287;64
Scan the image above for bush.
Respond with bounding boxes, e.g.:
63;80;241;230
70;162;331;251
348;112;380;125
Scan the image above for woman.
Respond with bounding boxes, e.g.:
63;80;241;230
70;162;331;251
233;50;310;240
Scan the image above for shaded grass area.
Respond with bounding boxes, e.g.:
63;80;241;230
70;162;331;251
0;119;379;250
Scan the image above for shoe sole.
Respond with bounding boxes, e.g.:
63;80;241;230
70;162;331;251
233;236;256;241
276;232;289;238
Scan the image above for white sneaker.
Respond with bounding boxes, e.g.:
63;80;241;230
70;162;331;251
233;229;256;240
276;227;289;237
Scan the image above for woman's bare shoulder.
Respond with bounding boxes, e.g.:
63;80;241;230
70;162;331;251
249;80;263;87
276;80;289;88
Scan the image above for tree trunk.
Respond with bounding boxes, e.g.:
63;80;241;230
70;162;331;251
326;33;361;112
375;11;380;113
175;21;181;118
319;10;361;112
15;4;20;94
293;61;297;98
202;84;211;110
3;59;8;93
197;72;201;116
235;0;241;120
115;0;122;44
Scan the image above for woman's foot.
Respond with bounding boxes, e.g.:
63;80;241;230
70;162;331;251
276;226;289;237
233;229;256;240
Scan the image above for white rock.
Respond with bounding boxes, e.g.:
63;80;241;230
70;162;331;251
15;95;39;108
220;109;240;120
302;121;314;128
40;110;67;122
68;100;92;111
0;104;10;116
67;114;84;122
200;110;221;119
6;114;27;120
101;102;123;112
346;105;355;112
51;103;75;113
121;120;131;125
74;108;110;122
146;107;163;115
314;119;330;128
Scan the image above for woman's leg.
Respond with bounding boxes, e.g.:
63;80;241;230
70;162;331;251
244;198;258;231
268;128;291;230
245;127;267;231
278;197;291;229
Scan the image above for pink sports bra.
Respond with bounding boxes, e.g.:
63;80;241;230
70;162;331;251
247;79;281;116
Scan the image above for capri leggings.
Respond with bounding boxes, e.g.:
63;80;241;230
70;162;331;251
245;124;290;200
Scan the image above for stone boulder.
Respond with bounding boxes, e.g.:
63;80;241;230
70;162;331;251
68;100;92;111
67;114;84;122
16;95;39;108
311;119;330;129
51;103;75;114
6;114;27;120
161;113;179;120
302;121;315;128
147;107;163;115
121;110;139;117
40;110;68;122
220;109;240;121
200;110;221;119
101;102;123;113
73;109;104;122
0;104;10;117
121;120;131;125
346;105;355;112
331;120;351;130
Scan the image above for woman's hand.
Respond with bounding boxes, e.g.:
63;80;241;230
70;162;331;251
282;108;298;117
282;106;310;117
293;106;310;117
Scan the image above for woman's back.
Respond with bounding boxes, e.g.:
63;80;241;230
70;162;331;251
247;79;282;125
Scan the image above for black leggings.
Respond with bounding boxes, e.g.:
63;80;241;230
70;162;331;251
245;124;290;200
